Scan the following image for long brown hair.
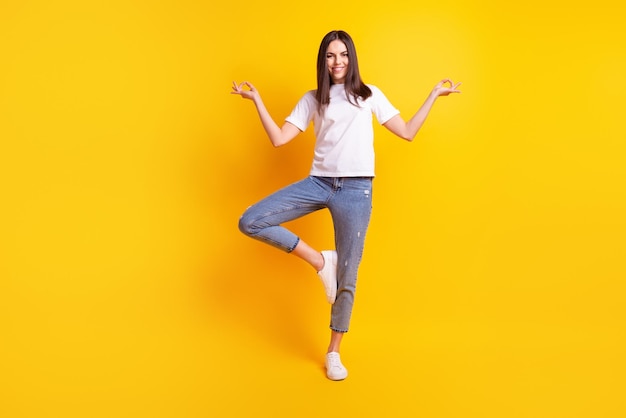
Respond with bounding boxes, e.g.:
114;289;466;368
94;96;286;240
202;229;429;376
315;30;372;113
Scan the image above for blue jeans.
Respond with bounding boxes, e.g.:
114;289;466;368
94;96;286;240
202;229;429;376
238;176;373;333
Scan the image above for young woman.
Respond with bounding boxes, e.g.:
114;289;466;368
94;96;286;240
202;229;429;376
232;30;460;381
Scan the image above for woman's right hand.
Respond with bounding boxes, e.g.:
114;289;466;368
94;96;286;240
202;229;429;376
231;81;259;101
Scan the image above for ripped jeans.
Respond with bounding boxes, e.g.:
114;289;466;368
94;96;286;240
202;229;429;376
238;176;373;333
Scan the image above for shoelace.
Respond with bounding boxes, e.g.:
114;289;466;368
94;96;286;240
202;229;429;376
327;353;343;369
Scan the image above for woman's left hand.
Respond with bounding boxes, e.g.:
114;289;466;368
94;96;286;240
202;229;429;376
433;79;462;96
231;80;259;101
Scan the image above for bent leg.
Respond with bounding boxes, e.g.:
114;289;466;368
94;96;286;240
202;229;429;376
238;177;325;255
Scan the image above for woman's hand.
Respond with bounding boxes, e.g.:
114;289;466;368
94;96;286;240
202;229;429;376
231;81;259;101
432;79;462;97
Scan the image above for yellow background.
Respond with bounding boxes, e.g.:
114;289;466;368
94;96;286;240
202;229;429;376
1;0;625;417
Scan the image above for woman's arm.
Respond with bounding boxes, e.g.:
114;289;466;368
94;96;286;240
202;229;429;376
231;81;301;147
383;79;461;142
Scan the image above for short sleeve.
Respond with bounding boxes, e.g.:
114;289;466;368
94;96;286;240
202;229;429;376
368;85;400;125
285;90;317;131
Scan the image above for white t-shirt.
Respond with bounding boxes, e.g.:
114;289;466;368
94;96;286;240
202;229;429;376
285;84;399;177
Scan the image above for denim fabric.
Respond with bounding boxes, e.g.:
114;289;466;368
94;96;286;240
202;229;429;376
239;176;373;333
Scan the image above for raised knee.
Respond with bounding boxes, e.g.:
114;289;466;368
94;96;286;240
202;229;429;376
238;211;257;237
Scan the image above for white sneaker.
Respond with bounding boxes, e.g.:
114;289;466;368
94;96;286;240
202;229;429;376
325;352;348;381
317;250;337;304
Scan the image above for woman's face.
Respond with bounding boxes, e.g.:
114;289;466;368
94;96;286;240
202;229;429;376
326;40;349;84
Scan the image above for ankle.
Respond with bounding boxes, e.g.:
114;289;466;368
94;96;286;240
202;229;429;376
314;252;324;272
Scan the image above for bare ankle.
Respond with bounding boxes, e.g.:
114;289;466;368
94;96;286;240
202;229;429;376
314;252;324;272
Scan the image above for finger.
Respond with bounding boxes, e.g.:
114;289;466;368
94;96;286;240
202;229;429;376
234;81;250;92
448;82;461;93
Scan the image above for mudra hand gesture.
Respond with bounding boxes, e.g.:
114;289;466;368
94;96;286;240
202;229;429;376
231;81;259;101
432;79;462;97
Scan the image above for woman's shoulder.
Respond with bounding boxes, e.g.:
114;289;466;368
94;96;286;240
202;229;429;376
301;89;317;99
365;84;383;93
364;84;390;100
292;89;316;103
